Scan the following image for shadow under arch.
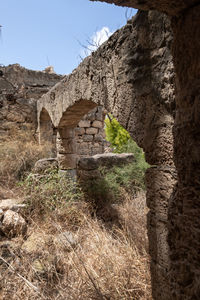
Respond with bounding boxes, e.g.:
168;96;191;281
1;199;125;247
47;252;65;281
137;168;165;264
58;100;97;128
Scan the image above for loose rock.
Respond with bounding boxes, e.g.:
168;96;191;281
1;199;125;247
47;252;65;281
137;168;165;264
1;210;27;238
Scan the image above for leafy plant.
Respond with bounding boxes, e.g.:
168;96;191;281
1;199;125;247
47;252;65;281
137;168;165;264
104;115;149;193
105;115;130;152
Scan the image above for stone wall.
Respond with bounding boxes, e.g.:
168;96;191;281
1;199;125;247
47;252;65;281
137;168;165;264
75;106;106;157
0;64;63;140
91;1;200;299
56;106;107;170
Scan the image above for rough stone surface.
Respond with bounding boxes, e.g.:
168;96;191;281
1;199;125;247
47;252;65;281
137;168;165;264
78;153;134;170
90;1;200;299
33;158;58;174
77;153;134;180
55;107;106;169
92;120;103;128
167;6;200;299
57;154;78;169
0;64;63;139
0;199;24;211
90;0;198;16
78;120;91;128
38;11;174;154
1;210;27;238
0;209;3;221
85;127;98;135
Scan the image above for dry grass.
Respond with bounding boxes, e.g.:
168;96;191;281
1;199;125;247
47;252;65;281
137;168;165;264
0;128;152;299
0;128;53;187
0;191;152;300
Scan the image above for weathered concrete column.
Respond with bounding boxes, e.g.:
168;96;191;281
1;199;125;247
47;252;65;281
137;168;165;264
168;7;200;299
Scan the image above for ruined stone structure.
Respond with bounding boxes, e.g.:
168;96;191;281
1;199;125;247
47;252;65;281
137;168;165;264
90;1;200;299
42;106;107;169
38;10;175;299
0;64;106;161
0;64;62;140
2;0;199;297
38;0;200;297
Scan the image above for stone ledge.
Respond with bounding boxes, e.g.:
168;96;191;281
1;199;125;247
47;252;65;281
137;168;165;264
77;153;134;171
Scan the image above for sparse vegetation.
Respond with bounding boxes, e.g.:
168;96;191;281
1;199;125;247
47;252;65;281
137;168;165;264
21;170;83;218
105;116;149;193
0;126;152;299
1;188;151;300
0;128;52;187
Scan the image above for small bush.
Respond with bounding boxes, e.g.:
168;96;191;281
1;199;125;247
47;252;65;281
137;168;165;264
105;116;130;152
21;169;84;218
105;116;149;193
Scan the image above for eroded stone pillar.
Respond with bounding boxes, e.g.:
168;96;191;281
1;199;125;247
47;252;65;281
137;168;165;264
39;109;57;157
145;113;176;300
168;6;200;299
57;128;77;170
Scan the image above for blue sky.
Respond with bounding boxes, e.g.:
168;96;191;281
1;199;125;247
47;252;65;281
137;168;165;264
0;0;137;75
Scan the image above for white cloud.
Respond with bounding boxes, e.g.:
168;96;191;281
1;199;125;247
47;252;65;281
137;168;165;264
80;27;113;59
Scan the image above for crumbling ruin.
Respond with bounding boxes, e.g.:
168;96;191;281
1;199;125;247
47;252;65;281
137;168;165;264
90;1;200;299
38;10;175;299
1;0;199;297
0;64;63;140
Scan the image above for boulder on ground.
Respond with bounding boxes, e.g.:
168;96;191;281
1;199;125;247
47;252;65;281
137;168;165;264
0;198;25;211
1;210;27;238
55;231;78;251
33;158;58;174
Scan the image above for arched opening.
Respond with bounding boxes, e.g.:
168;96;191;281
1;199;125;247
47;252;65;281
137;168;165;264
57;100;107;171
39;108;57;157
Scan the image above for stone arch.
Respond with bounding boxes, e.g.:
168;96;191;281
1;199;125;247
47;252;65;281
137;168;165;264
39;108;57;157
37;10;176;299
56;100;106;170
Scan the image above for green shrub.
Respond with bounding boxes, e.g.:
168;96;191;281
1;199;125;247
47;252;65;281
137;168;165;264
105;115;130;152
104;116;149;193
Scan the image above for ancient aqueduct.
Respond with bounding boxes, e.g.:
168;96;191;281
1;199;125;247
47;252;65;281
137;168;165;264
38;1;200;299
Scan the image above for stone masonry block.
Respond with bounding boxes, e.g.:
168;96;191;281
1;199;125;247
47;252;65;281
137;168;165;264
77;142;89;156
78;148;90;156
57;139;76;154
75;127;85;135
85;127;98;135
86;110;96;121
92;120;103;128
57;154;77;169
78;120;91;128
96;107;103;121
58;128;75;139
91;146;104;155
83;134;93;142
94;134;103;142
